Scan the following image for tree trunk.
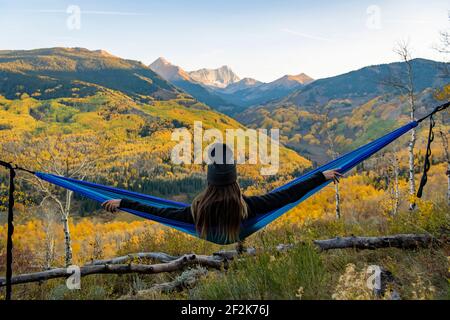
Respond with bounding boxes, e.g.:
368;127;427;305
393;168;400;216
390;153;400;216
407;71;416;210
62;215;73;267
335;182;341;219
322;109;342;220
62;189;73;267
447;165;450;205
408;128;416;210
43;208;56;269
45;237;55;270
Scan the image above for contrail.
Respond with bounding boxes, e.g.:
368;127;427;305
31;9;149;16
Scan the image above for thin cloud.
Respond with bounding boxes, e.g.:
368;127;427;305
386;18;438;25
281;28;334;42
32;9;149;16
200;49;225;58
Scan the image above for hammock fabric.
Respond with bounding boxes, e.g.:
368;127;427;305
31;120;420;244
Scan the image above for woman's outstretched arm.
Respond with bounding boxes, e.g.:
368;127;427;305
102;199;194;223
243;170;342;217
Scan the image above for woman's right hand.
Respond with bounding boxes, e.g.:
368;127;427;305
102;199;121;213
322;170;343;183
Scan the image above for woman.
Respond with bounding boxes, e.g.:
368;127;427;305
103;143;342;243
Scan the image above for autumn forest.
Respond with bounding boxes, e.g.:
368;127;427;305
0;32;449;300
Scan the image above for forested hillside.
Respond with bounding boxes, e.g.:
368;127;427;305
237;59;449;163
0;48;179;101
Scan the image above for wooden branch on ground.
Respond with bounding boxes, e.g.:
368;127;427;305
313;234;438;251
213;247;257;260
119;267;209;299
89;248;257;266
0;254;222;287
88;252;179;265
0;233;441;288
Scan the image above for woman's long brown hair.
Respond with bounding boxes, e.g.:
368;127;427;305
191;182;247;243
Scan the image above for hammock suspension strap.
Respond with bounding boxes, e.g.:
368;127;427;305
416;101;449;198
0;161;16;301
416;114;435;199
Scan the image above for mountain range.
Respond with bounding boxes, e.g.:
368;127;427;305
149;57;236;113
0;47;310;183
148;56;448;162
237;58;449;162
0;48;180;102
149;57;314;114
189;65;240;88
1;47;448;166
212;72;313;110
278;58;446;113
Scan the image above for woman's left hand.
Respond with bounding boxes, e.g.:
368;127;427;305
322;170;343;183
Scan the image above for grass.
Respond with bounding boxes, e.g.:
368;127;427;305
189;202;449;300
191;243;328;300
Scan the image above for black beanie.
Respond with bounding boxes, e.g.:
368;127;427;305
206;143;237;186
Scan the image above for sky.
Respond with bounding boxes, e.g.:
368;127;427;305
1;0;449;82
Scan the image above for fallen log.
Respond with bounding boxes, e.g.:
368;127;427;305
213;247;256;260
0;254;222;287
88;252;178;265
87;234;436;266
89;248;257;266
119;267;209;299
313;234;437;251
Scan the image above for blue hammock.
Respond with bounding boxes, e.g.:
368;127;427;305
32;120;418;244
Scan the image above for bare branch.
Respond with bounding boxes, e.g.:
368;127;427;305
119;267;209;299
0;254;223;287
88;252;179;265
313;234;437;250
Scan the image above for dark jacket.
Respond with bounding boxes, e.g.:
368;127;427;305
120;172;326;223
